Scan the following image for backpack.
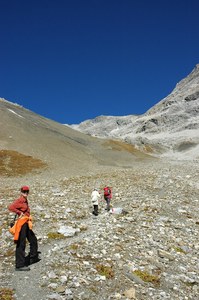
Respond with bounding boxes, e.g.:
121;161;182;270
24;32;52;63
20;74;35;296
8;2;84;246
104;187;111;196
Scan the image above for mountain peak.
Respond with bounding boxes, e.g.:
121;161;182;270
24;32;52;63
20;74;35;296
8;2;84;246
70;65;199;161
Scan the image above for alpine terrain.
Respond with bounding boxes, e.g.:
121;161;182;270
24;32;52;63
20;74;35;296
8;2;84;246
70;64;199;161
0;65;199;300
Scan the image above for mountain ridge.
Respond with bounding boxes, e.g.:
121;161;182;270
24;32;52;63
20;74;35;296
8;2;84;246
70;64;199;160
0;73;199;300
0;97;153;179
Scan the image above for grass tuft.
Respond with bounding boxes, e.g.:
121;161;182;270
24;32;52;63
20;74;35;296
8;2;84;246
0;288;15;300
133;269;160;286
96;264;114;279
174;247;187;254
47;232;65;239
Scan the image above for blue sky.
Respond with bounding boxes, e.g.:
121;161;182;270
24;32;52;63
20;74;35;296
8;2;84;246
0;0;199;124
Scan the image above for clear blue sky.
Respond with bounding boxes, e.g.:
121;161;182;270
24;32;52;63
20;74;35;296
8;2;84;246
0;0;199;124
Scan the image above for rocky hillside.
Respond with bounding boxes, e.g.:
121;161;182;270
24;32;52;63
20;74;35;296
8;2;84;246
70;64;199;160
0;97;198;300
0;98;152;178
1;159;199;300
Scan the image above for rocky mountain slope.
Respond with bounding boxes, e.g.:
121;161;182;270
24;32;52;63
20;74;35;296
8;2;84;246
0;98;152;178
70;64;199;161
0;97;199;300
1;160;199;300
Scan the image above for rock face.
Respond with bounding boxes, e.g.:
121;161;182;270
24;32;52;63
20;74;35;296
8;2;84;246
70;64;199;160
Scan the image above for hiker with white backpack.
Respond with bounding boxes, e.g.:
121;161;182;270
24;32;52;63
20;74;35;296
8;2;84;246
91;188;101;216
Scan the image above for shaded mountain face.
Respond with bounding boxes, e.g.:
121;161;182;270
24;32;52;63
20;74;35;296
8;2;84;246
70;64;199;160
0;98;152;177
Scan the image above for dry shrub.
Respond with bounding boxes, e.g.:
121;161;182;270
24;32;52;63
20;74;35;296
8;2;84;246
3;248;15;257
0;150;47;176
47;232;65;239
133;269;160;286
96;264;114;279
103;140;153;157
0;288;15;300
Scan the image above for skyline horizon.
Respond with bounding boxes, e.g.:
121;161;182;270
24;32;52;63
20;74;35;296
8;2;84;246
1;1;199;124
2;63;197;125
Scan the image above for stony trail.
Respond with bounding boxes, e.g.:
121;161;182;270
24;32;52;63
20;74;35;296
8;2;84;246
0;159;199;300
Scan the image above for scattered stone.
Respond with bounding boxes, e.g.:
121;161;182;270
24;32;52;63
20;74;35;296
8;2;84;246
123;287;136;299
1;160;199;299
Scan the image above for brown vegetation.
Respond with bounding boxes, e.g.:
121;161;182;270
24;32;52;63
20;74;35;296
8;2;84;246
96;264;114;279
0;150;47;177
0;287;15;300
133;269;160;286
103;140;154;157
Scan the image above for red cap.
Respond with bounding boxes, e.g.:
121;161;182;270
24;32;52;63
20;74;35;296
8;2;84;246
21;185;29;192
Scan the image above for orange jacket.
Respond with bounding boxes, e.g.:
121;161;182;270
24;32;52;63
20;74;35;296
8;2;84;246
9;216;33;242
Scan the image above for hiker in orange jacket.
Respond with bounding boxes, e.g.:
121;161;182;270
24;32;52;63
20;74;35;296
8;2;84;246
8;186;40;271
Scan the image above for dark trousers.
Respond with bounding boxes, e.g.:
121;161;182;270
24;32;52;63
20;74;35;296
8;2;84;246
16;222;38;268
93;205;98;216
104;197;111;211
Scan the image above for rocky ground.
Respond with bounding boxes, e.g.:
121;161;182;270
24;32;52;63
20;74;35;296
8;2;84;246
0;159;199;300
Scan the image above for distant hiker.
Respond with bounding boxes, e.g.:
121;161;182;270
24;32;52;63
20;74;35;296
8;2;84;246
103;186;112;211
91;188;101;216
8;186;40;271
